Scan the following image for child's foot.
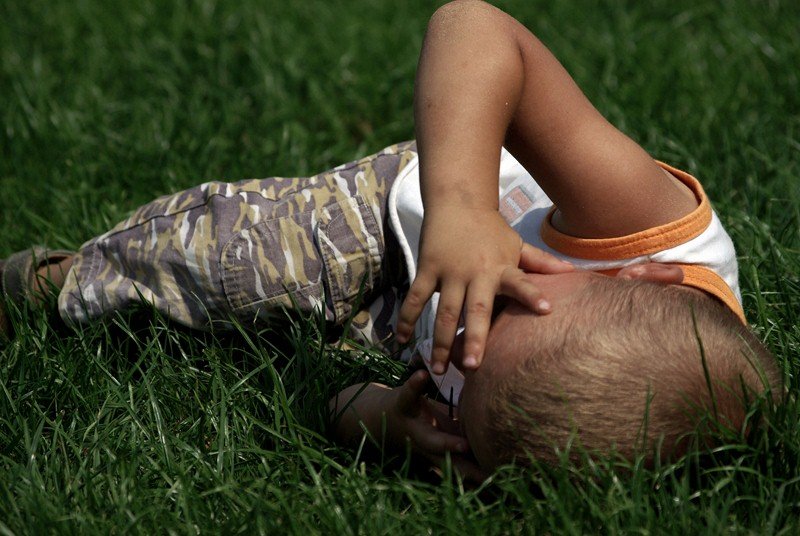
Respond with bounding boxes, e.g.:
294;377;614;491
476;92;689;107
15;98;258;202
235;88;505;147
0;247;75;338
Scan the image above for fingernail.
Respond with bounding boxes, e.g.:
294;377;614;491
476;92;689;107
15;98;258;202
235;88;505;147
463;355;478;368
432;363;445;375
536;299;551;313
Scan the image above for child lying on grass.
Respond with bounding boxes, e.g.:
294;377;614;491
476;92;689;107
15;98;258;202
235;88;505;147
0;0;780;479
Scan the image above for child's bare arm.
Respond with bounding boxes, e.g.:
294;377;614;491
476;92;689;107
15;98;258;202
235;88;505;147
396;1;696;373
395;0;573;374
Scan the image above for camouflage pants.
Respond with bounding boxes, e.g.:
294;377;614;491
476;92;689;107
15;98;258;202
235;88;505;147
58;142;417;350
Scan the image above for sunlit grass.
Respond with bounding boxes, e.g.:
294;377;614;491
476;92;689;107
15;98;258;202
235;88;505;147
1;0;799;532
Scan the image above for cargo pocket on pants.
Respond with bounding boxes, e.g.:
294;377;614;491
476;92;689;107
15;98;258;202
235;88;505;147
220;195;384;324
317;195;384;322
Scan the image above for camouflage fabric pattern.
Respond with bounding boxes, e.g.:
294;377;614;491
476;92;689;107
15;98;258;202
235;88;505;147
58;142;417;349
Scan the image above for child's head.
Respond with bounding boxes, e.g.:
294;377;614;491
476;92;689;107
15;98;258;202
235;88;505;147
458;272;781;470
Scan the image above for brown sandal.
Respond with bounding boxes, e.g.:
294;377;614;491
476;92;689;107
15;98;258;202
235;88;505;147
0;246;75;338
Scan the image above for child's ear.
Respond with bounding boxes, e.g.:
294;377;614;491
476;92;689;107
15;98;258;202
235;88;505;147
616;263;684;284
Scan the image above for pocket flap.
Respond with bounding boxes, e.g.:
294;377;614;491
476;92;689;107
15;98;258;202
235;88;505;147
317;195;384;321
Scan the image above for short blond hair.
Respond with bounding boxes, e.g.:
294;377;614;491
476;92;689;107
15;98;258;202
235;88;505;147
482;278;781;466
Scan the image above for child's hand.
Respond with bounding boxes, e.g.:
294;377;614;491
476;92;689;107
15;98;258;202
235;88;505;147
396;205;573;374
329;373;486;482
387;370;488;483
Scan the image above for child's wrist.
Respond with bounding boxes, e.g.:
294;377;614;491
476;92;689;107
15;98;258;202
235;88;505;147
421;179;499;212
423;202;500;214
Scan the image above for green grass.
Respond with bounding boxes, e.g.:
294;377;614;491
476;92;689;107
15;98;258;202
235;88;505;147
1;0;799;533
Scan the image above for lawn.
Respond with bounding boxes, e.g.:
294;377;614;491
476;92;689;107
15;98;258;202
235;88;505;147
1;0;799;533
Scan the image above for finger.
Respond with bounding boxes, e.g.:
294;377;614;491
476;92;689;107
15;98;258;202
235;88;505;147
396;274;438;343
426;453;490;484
617;262;684;284
498;267;550;314
461;278;497;370
430;283;466;374
449;455;491;483
519;243;574;274
424;398;461;435
410;423;469;455
396;369;430;415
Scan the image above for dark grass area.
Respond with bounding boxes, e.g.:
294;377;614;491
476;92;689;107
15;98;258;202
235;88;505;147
1;0;799;533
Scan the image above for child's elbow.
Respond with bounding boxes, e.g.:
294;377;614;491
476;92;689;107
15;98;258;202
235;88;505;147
427;0;502;36
432;0;490;15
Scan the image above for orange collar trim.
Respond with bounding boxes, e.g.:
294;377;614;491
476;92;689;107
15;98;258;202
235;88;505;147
540;163;746;323
680;265;746;323
594;265;746;324
540;162;712;260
